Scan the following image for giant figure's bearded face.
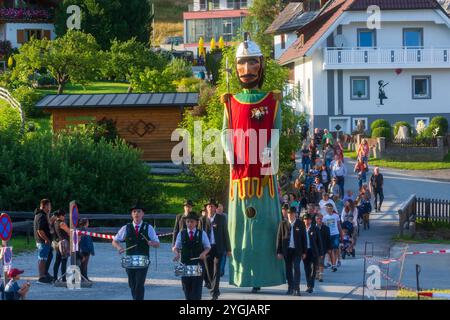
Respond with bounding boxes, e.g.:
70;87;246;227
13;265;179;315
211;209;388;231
236;57;264;89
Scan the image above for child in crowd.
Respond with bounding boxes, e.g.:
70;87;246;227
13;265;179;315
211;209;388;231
78;218;95;282
354;159;368;190
4;269;30;300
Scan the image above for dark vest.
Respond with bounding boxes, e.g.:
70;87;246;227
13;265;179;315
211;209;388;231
181;229;203;265
125;223;150;256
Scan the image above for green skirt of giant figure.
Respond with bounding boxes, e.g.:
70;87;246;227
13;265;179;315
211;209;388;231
228;176;285;287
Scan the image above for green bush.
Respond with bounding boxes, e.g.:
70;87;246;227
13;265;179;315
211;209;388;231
12;86;44;118
430;116;448;135
422;124;443;138
371;119;391;131
393;121;413;137
372;127;391;139
0;129;162;212
0;103;23;145
163;58;193;81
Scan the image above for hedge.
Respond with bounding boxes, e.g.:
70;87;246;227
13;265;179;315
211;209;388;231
430;116;448;135
372;127;392;139
371;119;391;131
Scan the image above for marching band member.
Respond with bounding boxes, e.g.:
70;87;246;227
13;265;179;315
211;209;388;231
112;205;160;300
173;212;210;300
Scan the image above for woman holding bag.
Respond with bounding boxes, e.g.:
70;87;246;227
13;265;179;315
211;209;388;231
53;209;70;282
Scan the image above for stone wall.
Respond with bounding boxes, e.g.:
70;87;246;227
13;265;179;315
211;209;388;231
377;137;448;162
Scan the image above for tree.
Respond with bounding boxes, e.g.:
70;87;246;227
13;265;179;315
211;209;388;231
129;67;176;92
103;38;158;93
242;0;286;57
55;0;153;50
13;30;101;94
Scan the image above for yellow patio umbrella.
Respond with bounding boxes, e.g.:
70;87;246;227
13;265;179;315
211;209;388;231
210;37;216;50
198;37;205;57
218;36;225;49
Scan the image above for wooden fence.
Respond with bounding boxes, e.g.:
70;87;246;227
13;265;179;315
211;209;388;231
416;197;450;223
7;212;177;244
399;195;450;236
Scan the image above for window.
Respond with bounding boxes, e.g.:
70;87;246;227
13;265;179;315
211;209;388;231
403;28;423;48
357;29;376;48
25;29;42;42
350;76;370;100
240;0;248;8
213;0;221;9
222;19;232;41
412;76;431;99
280;34;286;50
353;117;368;131
227;0;235;9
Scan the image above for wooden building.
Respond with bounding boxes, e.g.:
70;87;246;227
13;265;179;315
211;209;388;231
36;92;198;161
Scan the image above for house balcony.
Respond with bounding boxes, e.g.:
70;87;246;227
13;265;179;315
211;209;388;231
0;7;53;23
323;47;450;70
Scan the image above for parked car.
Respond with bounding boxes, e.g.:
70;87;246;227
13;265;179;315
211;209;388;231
163;36;184;45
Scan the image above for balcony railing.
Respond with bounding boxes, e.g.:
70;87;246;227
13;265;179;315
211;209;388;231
324;47;450;69
187;1;249;11
0;7;53;23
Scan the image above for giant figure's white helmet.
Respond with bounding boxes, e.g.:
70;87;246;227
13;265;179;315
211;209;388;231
236;32;263;59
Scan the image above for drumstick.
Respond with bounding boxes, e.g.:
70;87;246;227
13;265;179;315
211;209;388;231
141;234;150;242
122;244;137;252
190;257;201;260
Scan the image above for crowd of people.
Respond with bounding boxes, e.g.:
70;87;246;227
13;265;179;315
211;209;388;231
277;128;385;295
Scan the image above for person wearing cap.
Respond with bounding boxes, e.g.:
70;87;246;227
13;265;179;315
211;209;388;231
276;207;306;296
220;33;285;291
303;213;323;293
281;203;290;220
172;200;195;246
173;212;211;300
322;203;343;272
112;204;160;300
200;199;231;300
4;269;30;300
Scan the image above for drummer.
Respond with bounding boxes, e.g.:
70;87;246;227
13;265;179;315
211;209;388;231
173;212;210;300
112;204;160;300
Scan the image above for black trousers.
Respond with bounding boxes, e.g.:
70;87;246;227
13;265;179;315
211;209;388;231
53;250;68;281
374;188;384;210
45;248;53;276
285;248;301;290
303;249;318;289
182;276;203;300
203;245;221;297
126;267;149;300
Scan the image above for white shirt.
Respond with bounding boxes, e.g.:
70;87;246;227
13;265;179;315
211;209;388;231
341;207;358;227
174;227;211;250
319;199;338;216
288;219;296;248
323;213;340;236
114;221;160;243
208;214;216;245
332;163;347;177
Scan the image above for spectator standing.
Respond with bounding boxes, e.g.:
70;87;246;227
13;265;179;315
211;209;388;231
370;167;384;212
78;219;95;282
315;213;331;283
322;203;342;272
53;209;70;283
331;159;347;198
303;213;323;293
301;143;311;172
33;199;54;283
357;139;370;165
276;207;306;296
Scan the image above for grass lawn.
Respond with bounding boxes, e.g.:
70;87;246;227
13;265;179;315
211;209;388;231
35;81;130;96
7;235;36;254
397;288;450;300
153;0;187;44
153;174;203;215
343;149;450;170
393;235;450;245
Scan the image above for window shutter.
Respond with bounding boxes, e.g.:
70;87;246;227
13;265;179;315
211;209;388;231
43;30;51;40
17;30;25;44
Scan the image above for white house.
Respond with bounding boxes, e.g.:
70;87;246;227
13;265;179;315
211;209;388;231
274;0;450;134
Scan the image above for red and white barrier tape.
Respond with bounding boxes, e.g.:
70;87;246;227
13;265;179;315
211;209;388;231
418;292;450;299
406;249;450;256
365;248;450;265
76;230;174;240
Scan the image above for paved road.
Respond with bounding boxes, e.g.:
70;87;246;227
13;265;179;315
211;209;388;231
10;157;450;300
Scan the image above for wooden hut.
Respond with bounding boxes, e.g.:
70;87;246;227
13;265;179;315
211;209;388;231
36;92;198;161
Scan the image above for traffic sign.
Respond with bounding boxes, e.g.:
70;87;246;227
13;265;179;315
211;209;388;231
0;213;12;241
71;203;79;228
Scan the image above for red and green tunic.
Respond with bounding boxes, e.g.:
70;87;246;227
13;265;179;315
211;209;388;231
222;89;285;287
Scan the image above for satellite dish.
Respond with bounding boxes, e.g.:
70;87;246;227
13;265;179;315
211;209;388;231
334;34;345;48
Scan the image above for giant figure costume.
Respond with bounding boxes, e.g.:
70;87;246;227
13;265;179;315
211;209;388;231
221;35;285;289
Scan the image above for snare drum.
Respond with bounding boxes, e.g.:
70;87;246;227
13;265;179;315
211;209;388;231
174;263;203;277
121;255;150;269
